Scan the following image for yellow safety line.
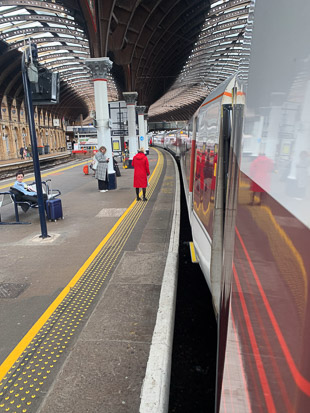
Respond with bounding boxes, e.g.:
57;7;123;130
0;149;160;382
189;241;198;263
0;160;90;190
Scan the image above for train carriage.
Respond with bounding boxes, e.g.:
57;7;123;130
176;0;310;411
151;0;310;410
152;132;166;148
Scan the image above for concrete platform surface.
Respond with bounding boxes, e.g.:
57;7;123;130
0;147;179;413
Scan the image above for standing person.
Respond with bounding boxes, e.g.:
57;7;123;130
27;144;32;158
210;152;218;202
90;150;98;176
95;146;109;192
132;148;150;201
19;147;24;160
249;152;273;205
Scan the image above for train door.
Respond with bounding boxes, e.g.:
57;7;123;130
188;76;236;291
214;84;245;413
193;99;221;238
210;102;232;315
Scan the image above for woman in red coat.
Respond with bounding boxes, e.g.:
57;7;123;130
132;148;150;201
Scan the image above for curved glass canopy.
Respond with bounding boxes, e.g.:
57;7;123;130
149;0;251;120
0;0;119;115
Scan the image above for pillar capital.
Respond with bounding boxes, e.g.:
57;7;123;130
123;92;138;105
84;57;112;79
136;105;146;115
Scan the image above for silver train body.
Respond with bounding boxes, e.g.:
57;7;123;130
152;130;187;159
155;0;310;411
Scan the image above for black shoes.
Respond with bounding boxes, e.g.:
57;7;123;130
136;197;141;201
143;197;147;201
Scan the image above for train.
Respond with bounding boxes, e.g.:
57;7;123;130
153;0;310;411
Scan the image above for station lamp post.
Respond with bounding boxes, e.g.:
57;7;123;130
144;112;149;155
21;43;48;238
136;106;146;152
123;92;138;167
85;57;116;189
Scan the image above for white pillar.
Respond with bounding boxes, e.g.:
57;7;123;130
123;92;138;165
144;114;149;154
136;106;146;151
85;57;116;189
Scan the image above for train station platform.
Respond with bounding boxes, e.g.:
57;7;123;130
0;152;73;181
0;147;180;413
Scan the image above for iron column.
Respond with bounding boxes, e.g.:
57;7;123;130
85;57;116;189
123;92;138;167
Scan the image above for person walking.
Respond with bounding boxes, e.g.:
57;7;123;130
132;148;150;201
95;146;109;192
19;147;24;160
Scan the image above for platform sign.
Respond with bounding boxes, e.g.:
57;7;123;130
113;140;120;151
111;130;127;136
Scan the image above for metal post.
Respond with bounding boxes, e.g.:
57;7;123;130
144;114;149;155
136;106;146;151
21;44;48;238
85;57;116;189
123;92;138;167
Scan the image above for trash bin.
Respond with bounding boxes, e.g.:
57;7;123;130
44;145;50;154
37;146;44;155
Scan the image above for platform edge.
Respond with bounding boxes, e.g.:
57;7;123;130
139;152;180;413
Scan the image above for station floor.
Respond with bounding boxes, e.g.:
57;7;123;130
0;147;179;413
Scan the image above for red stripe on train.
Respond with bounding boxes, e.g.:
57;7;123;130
236;227;310;396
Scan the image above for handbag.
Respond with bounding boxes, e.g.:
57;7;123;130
91;158;98;170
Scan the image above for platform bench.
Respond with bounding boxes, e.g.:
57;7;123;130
0;180;61;225
0;190;38;225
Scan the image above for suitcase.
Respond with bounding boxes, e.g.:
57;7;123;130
46;198;63;221
114;163;121;177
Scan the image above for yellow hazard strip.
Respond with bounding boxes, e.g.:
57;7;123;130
189;241;198;263
0;149;161;382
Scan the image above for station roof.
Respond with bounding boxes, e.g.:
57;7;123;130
0;0;251;122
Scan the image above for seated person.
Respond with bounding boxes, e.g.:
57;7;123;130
12;170;46;211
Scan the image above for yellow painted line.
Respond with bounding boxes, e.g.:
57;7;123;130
189;241;198;263
0;160;90;190
0;149;161;382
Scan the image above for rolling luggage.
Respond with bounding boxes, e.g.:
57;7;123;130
113;157;121;176
114;163;121;177
46;198;63;221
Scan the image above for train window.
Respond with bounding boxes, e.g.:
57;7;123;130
193;100;221;238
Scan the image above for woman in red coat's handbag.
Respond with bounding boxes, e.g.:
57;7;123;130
132;148;150;201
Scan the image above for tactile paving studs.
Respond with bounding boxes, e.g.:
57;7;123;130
0;152;164;410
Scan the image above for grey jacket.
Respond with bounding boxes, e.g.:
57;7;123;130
95;152;109;181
